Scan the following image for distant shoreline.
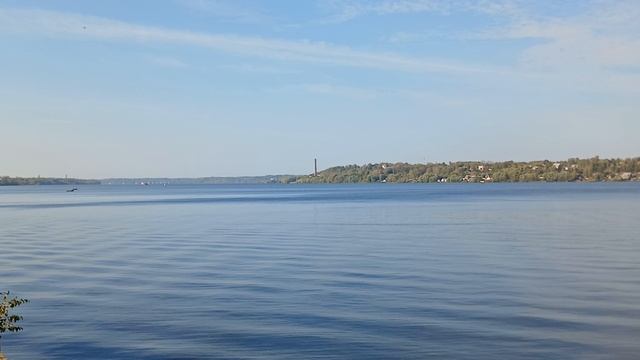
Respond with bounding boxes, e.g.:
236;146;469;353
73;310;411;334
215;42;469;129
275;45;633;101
0;177;100;186
2;156;638;185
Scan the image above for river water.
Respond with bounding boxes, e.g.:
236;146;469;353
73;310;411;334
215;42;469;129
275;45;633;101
1;183;639;359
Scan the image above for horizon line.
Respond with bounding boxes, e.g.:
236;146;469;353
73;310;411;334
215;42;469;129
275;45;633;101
3;155;638;180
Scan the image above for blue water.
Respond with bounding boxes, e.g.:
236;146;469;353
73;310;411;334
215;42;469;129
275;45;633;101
1;183;639;359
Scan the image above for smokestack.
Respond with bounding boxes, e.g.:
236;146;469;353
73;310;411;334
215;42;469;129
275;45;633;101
314;158;318;177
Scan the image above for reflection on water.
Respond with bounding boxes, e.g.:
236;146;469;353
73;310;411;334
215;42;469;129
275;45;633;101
1;183;640;359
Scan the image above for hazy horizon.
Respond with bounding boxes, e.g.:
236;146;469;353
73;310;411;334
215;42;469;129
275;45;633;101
3;155;638;180
2;1;639;178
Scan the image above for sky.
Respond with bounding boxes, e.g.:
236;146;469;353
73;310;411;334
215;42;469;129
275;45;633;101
1;0;639;178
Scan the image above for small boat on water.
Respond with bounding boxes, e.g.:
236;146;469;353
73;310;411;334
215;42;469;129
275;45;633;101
66;187;78;192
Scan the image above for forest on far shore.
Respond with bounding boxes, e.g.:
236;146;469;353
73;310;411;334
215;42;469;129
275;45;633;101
292;157;640;184
2;157;639;185
0;177;99;186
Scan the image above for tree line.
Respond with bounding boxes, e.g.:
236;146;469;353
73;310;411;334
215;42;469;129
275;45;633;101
3;157;638;185
0;177;99;186
291;157;640;184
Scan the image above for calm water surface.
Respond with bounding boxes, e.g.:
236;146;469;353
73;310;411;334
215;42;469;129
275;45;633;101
1;183;639;359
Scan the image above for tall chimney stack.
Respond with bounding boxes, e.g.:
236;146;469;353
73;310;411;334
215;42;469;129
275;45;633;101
314;158;318;177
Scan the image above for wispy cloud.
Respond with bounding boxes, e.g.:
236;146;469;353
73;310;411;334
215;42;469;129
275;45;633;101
0;7;492;75
176;0;271;24
270;83;477;105
358;0;640;89
219;63;300;74
384;30;453;43
317;0;522;23
474;1;640;71
318;0;446;23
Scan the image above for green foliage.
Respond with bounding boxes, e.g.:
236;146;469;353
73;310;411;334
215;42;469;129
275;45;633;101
0;291;28;350
293;157;640;184
0;177;98;186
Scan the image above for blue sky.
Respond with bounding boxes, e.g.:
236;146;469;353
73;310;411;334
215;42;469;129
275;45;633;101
1;0;639;178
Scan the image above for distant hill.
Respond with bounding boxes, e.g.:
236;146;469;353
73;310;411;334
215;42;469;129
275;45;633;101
100;175;297;185
0;177;100;186
294;157;640;184
3;157;639;186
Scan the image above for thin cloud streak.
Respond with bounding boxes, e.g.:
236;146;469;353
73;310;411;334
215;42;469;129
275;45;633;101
317;0;523;23
0;7;493;75
177;0;272;24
